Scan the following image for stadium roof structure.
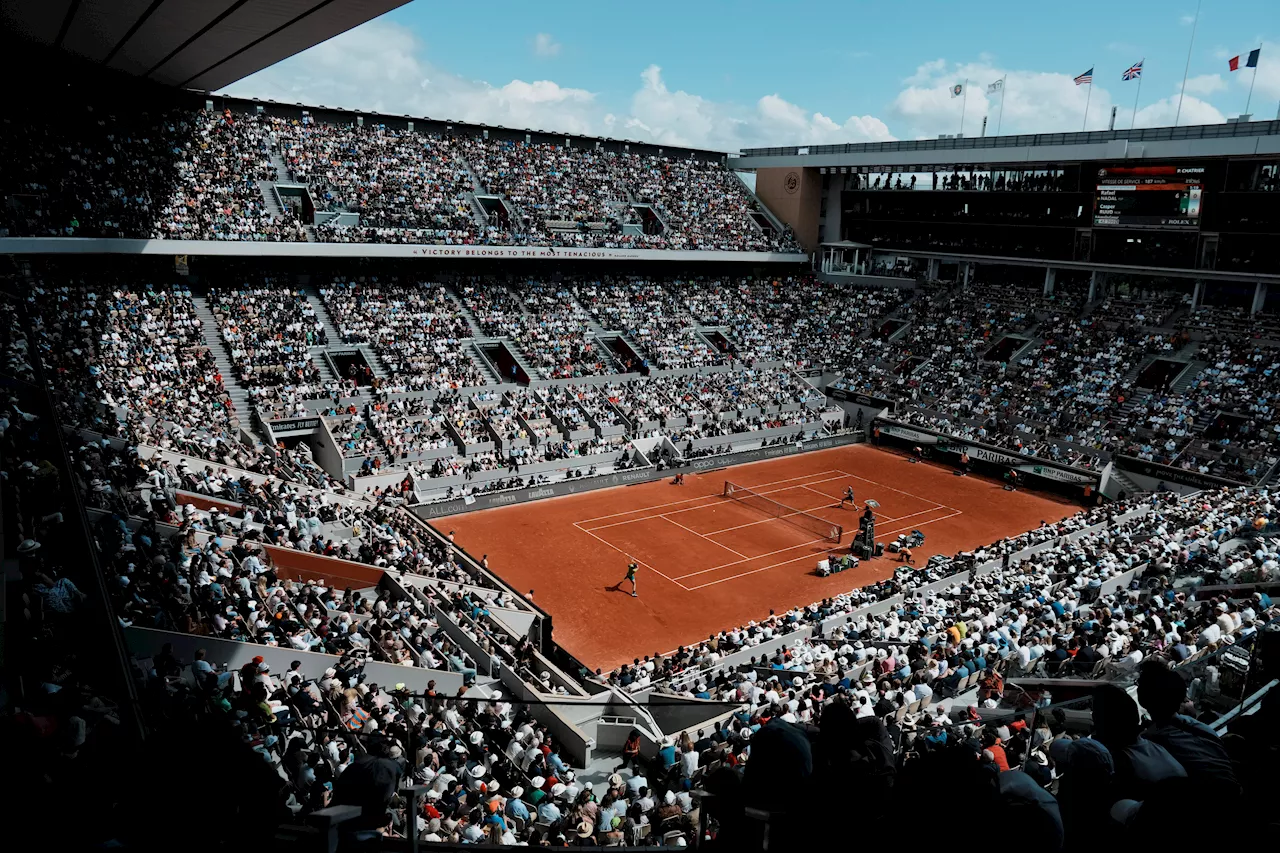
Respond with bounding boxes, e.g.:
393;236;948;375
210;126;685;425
0;0;411;91
731;119;1280;169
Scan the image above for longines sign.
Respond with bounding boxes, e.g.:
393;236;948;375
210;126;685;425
412;433;861;519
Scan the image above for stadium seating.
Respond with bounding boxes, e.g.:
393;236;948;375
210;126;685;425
18;258;1280;850
2;106;798;252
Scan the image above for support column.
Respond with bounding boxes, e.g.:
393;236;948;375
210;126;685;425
927;258;940;281
1043;267;1056;297
1191;280;1203;311
1252;282;1267;315
963;262;972;287
1088;270;1098;303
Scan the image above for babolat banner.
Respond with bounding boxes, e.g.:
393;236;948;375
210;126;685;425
824;387;897;413
413;431;862;519
1115;455;1246;490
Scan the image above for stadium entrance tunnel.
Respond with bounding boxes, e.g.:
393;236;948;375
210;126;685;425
1136;358;1189;390
897;355;927;376
628;203;667;235
702;329;737;359
328;349;375;386
1204;411;1250;441
878;318;907;339
475;195;512;228
602;335;646;374
984;335;1029;362
480;342;531;384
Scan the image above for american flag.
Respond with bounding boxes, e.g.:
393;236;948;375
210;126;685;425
1074;68;1094;85
1123;60;1143;81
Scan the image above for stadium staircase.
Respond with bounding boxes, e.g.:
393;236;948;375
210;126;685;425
439;291;502;384
1171;360;1206;394
730;170;788;235
1108;466;1146;498
501;337;539;382
256;180;286;220
447;288;486;339
192;294;253;428
465;343;500;385
456;156;492;230
578;299;652;372
302;288;391;388
270;152;291;181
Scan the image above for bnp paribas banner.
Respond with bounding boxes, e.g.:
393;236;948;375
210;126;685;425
961;445;1098;484
876;422;1098;484
1016;463;1098;485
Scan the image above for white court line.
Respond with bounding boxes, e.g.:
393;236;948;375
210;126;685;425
574;470;846;525
701;498;850;536
581;473;851;531
876;506;948;527
674;503;960;581
571;521;690;591
673;534;832;580
658;514;749;559
834;468;960;514
682;510;965;591
799;483;844;502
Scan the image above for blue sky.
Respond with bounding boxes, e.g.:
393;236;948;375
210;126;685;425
224;0;1279;150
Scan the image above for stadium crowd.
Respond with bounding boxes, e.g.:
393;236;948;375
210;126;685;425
12;258;1280;851
3;103;796;252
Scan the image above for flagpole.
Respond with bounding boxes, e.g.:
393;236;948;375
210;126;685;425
997;75;1007;136
1131;61;1144;130
960;78;968;135
1175;0;1202;126
1082;67;1094;131
1245;47;1261;116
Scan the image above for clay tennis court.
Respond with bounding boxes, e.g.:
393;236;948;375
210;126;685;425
439;444;1078;671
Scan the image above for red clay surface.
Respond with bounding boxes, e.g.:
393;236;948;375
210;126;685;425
440;445;1079;671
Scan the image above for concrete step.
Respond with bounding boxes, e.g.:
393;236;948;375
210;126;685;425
1109;467;1146;498
448;288;486;339
1171;360;1206;394
469;343;501;385
270;152;291;181
357;345;390;380
257;180;285;219
302;289;343;345
193;295;254;428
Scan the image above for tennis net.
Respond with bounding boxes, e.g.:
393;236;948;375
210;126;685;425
722;481;843;543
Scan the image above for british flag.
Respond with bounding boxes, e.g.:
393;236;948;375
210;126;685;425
1122;60;1143;81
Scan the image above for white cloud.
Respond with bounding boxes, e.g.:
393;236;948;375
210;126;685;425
221;21;895;151
1134;94;1226;127
1183;73;1226;96
1180;14;1197;26
532;33;561;58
